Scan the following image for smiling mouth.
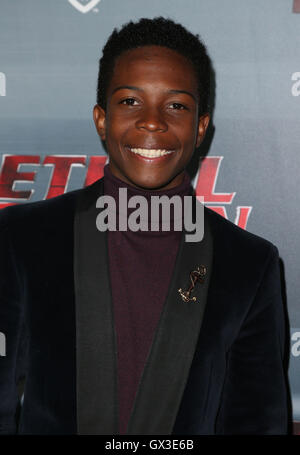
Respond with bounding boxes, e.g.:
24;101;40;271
128;147;176;158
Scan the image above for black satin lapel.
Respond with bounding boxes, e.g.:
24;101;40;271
126;198;213;435
74;178;118;435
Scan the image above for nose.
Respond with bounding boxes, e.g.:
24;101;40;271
135;107;168;132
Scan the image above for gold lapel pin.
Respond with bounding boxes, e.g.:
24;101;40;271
178;265;207;303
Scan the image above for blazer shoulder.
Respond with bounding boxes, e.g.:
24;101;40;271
0;177;104;233
204;206;278;261
0;188;78;229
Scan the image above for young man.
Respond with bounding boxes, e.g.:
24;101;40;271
0;17;289;435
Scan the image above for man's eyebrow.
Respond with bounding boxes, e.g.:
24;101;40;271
167;89;197;102
112;85;142;94
111;86;197;102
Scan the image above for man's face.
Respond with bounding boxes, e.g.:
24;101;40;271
93;45;210;190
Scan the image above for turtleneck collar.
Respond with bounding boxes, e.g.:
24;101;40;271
103;162;192;196
103;163;192;234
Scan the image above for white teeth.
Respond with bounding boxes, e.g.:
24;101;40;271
130;148;175;157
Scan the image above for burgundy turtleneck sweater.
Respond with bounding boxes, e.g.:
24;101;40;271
103;164;191;435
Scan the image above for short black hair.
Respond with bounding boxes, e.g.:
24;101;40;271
97;17;211;115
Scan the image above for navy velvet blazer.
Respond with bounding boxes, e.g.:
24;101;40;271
0;176;289;435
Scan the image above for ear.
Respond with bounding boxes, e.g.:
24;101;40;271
93;104;106;141
196;113;210;148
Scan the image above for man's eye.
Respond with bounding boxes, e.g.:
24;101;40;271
120;98;138;106
169;103;187;110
